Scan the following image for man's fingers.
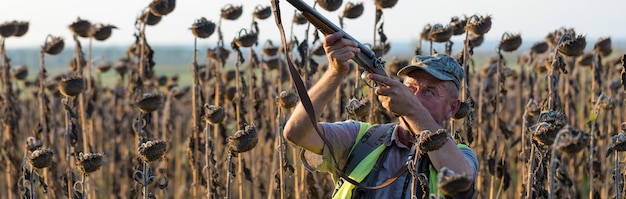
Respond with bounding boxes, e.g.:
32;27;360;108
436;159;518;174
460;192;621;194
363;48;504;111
324;32;358;49
324;32;345;47
368;73;396;87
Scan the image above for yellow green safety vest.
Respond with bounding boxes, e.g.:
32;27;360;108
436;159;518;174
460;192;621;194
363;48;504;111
332;122;471;199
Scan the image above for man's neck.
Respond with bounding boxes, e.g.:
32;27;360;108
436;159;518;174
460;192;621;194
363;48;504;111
396;124;416;147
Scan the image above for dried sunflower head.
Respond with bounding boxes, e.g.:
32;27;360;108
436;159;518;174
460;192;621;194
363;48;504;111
438;167;474;196
386;58;409;76
221;70;237;83
557;34;586;57
43;35;65;55
0;21;18;37
68;17;92;38
68;55;87;72
467;34;484;48
312;44;326;56
136;92;163;113
597;96;618;110
253;5;272;20
76;152;103;174
11;65;28;81
428;23;453;43
263;57;283;71
140;10;162;26
155;75;168;87
26;136;43;152
95;60;112;73
91;24;117;41
554;125;589;154
207;45;231;63
139;140;167;162
449;16;467;36
453;101;471;119
149;0;176;17
345;98;370;118
499;33;522;52
594;37;612;57
576;53;594;67
609;79;622;91
203;104;225;124
190;17;216;39
234;29;258;48
530;41;549;55
58;75;85;97
374;0;398;9
525;99;540;117
14;21;29;37
537;110;566;124
342;2;364;19
28;149;54;169
545;31;559;47
277;91;298;109
465;15;491;35
420;24;432;41
531;122;557;146
317;0;343;12
114;58;130;76
371;42;391;57
229;125;258;153
606;133;626;157
418;129;449;152
221;4;243;20
262;40;280;57
225;86;237;102
293;13;308;25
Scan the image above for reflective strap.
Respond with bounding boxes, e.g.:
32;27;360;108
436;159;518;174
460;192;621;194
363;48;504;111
333;144;387;199
349;122;374;155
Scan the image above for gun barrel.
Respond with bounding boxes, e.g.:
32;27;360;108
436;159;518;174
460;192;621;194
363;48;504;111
287;0;386;76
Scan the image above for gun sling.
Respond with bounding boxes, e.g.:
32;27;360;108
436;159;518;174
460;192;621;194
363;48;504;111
269;0;409;191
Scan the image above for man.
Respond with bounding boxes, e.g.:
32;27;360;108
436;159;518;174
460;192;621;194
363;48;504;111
283;32;478;198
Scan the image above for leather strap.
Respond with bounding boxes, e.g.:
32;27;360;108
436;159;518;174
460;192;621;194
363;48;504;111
270;0;408;190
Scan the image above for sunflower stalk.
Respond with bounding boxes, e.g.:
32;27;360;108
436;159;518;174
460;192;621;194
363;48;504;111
226;151;235;199
277;107;287;199
409;150;423;198
615;150;620;199
37;46;53;199
548;130;566;199
62;96;76;198
1;35;19;199
71;34;87;155
589;93;604;199
190;36;200;199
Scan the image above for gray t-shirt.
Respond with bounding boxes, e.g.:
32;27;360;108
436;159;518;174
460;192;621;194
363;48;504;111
304;120;478;199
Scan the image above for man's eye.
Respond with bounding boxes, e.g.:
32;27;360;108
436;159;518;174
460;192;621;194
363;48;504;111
425;88;439;96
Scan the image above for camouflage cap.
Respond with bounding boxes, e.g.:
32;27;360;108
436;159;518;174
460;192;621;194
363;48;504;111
396;53;465;90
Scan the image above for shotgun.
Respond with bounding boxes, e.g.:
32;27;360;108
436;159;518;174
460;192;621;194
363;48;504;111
286;0;388;77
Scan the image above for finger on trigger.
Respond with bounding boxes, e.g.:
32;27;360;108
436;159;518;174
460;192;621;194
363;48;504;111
368;73;387;85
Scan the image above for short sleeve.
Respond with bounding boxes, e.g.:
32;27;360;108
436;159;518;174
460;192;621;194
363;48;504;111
302;120;360;181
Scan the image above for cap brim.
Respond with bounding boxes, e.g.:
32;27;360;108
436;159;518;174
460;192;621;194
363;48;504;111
396;65;455;82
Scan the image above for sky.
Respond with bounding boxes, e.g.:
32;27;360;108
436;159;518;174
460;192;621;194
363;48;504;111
1;0;625;49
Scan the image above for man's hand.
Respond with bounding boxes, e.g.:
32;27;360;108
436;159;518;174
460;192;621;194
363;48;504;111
323;32;360;75
368;73;421;117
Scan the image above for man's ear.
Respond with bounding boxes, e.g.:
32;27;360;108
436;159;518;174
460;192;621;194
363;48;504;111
446;99;461;119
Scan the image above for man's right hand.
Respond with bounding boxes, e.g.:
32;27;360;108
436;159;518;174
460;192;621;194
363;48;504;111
323;32;360;75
